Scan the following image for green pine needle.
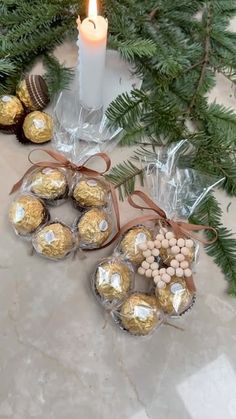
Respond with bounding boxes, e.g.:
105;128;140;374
43;54;74;98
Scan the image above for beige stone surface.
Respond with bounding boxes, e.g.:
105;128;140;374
0;41;236;419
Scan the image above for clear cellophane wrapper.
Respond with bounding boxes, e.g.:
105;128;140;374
8;193;50;239
32;220;78;261
142;140;224;316
91;255;135;310
21;166;71;206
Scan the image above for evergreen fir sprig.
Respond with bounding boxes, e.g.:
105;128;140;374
43;54;74;97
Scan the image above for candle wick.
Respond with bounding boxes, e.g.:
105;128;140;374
88;19;96;29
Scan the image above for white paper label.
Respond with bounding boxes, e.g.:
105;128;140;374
134;306;151;320
33;119;45;129
170;283;184;294
111;273;121;290
87;179;97;187
44;231;55;244
136;233;147;244
42;168;54;175
14;205;25;222
2;95;11;102
99;220;108;232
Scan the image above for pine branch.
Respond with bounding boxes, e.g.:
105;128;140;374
189;194;236;295
106;160;144;200
43;54;74;98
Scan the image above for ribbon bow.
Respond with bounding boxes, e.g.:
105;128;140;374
126;190;218;245
10;148;111;195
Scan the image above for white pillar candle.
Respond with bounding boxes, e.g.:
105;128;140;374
77;0;108;110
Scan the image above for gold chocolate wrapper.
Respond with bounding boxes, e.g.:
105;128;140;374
95;259;133;303
33;223;74;259
119;294;161;336
0;95;24;126
155;276;193;315
77;208;112;247
23;111;53;143
16;80;34;110
9;194;46;235
29;168;67;200
73;178;108;208
120;226;153;264
160;247;194;266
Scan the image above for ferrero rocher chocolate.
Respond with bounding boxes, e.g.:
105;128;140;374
16;75;49;111
119;294;161;336
0;95;24;126
33;223;74;259
155;276;193;315
120;226;153;264
160;246;194;266
73;178;108;208
77;208;112;247
23;111;53;143
95;258;133;304
8;194;46;235
29;168;68;200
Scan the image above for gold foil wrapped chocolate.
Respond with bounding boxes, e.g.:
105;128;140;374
118;294;162;336
8;194;47;235
155;276;194;315
16;80;34;110
94;258;133;306
120;226;153;264
0;95;24;126
23;111;53;143
73;178;108;208
33;223;75;259
77;208;112;247
29;168;68;201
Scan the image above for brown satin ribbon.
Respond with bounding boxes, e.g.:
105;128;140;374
10;148;111;194
9;148;121;236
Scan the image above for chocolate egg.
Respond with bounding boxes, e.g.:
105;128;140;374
72;177;109;208
94;257;133;307
28;168;68;201
0;95;24;128
33;222;75;260
9;194;47;236
155;276;194;316
22;111;53;143
119;226;153;264
77;208;112;248
116;294;162;336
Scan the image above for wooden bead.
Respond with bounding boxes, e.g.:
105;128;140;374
162;239;169;248
152;248;160;257
139;242;148;251
180;260;189;269
162;273;171;283
171;245;180;255
176;267;184;277
151;262;159;270
181;247;190;256
138;267;145;275
147;241;155;249
166;267;175;276
159;268;166;274
154;240;161;248
169;238;177;246
157;280;166;289
146;256;155;264
170;259;179;268
142;261;149;269
185;239;194;248
177;238;185;248
184;268;192;277
143;249;151;258
154;275;161;284
165;231;174;240
175;253;185;262
152;269;159;277
156;233;164;241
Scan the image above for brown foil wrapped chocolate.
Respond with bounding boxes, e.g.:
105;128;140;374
93;257;134;308
33;222;75;260
16;75;49;111
8;194;48;236
27;168;68;203
0;95;24;134
19;111;53;144
72;177;109;209
155;276;194;316
113;293;163;336
77;208;112;248
119;226;153;264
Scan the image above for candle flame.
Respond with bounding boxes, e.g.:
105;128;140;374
88;0;97;17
